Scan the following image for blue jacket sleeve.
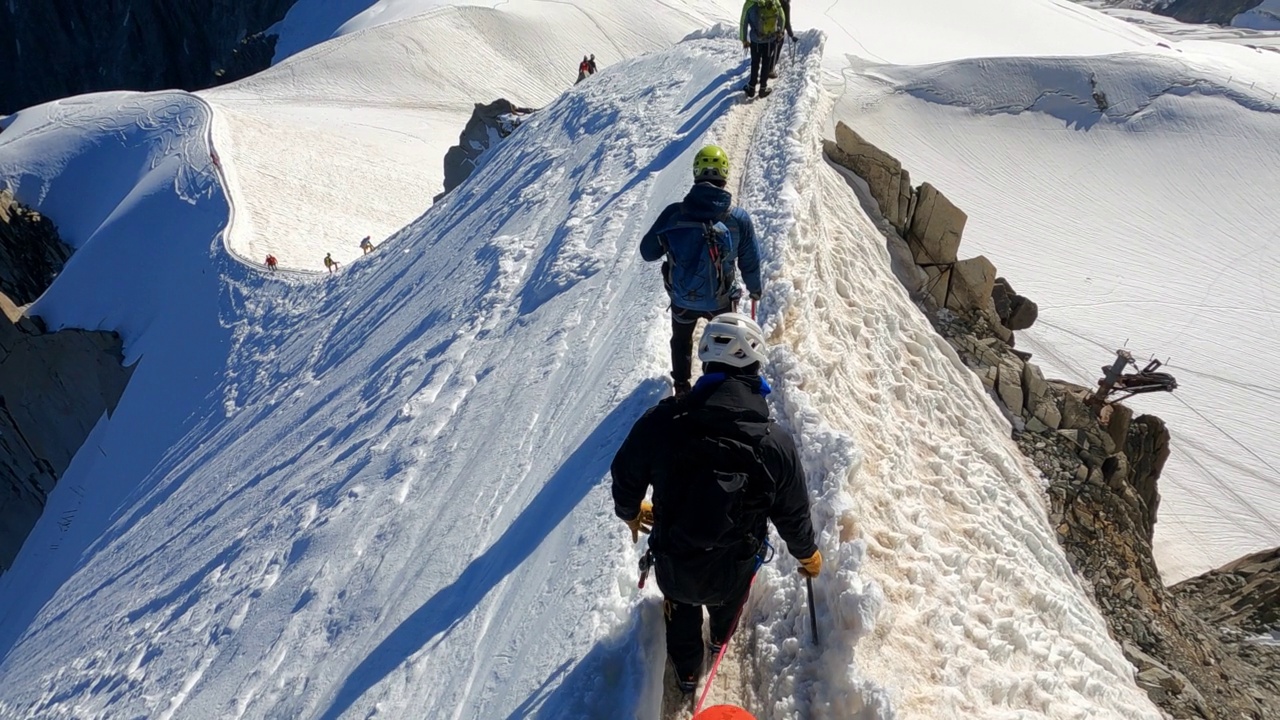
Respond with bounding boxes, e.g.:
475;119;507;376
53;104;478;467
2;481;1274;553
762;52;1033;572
733;208;763;295
640;204;678;262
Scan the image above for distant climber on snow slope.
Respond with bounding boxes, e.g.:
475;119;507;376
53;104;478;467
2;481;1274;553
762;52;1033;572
324;253;339;274
360;236;375;254
641;145;762;398
265;254;277;271
576;54;598;84
739;0;786;98
611;313;822;696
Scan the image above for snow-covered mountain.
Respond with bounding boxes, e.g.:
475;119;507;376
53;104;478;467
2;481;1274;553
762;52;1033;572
1235;0;1280;27
1;0;1277;718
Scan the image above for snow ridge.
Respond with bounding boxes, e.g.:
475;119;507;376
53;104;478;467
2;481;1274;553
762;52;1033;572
730;32;893;718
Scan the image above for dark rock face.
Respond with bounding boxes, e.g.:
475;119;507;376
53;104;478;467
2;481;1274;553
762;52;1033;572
1173;549;1280;706
435;99;535;202
0;196;134;572
991;276;1039;331
0;189;72;306
0;1;299;115
1;297;134;572
1159;0;1264;25
1175;548;1280;636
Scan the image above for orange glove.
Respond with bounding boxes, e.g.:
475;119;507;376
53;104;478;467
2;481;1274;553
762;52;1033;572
625;500;654;543
798;550;822;578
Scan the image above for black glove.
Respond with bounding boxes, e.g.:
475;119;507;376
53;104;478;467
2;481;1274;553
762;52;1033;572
749;292;762;301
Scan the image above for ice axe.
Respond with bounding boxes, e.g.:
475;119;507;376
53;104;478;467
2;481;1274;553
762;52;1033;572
806;575;819;645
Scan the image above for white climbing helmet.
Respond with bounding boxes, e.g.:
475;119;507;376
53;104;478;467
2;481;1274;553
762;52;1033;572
698;312;768;368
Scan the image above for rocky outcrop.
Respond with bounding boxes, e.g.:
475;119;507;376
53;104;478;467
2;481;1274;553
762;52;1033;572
829;118;1279;718
826;123;913;232
1171;548;1280;714
932;310;1279;719
0;189;72;305
1160;0;1265;25
992;277;1039;331
907;182;967;265
0;195;133;572
435;99;536;202
1175;548;1280;635
0;1;298;115
1;297;134;572
825;122;1028;344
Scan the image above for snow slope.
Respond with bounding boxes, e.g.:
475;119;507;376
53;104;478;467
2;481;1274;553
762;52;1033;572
206;0;750;273
0;21;1165;720
834;38;1280;582
0;37;740;720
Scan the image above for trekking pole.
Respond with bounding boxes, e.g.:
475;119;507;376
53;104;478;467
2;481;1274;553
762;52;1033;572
750;298;757;321
806;576;819;645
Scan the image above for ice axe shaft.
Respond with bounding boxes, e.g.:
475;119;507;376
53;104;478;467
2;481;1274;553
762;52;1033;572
806;576;819;645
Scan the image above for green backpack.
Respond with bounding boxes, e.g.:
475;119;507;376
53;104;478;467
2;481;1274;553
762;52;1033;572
757;0;782;37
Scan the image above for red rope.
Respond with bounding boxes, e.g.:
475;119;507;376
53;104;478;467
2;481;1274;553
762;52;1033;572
692;572;760;716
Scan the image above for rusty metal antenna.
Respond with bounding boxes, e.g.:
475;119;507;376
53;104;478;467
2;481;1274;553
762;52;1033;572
1090;348;1178;407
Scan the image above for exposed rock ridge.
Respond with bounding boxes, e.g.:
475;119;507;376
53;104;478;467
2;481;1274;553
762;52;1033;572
1173;549;1280;679
0;195;134;573
0;0;298;115
0;188;72;305
435;99;536;202
1083;1;1264;25
826;120;1280;719
1;296;135;572
1161;0;1265;25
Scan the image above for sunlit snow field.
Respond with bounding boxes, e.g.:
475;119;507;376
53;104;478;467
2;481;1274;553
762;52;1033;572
0;0;1276;718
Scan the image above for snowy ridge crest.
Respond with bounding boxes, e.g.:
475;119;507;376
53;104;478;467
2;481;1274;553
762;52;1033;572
736;32;895;717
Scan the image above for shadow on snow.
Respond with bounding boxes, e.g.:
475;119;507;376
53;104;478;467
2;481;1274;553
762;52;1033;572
317;379;666;720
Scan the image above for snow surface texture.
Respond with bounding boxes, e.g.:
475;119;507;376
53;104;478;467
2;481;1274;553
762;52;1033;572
0;22;1166;720
837;43;1280;583
208;0;750;273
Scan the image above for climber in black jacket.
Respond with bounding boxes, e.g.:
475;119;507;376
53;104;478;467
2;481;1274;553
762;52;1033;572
611;313;821;694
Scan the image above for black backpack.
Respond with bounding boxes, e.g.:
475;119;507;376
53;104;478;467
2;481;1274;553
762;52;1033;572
656;412;772;553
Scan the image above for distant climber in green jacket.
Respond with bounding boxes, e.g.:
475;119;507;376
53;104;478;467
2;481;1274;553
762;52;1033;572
739;0;786;98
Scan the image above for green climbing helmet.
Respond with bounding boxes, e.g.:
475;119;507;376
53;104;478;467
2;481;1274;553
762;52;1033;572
693;145;730;181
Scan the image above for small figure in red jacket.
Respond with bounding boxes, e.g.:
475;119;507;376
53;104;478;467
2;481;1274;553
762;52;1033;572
265;254;278;272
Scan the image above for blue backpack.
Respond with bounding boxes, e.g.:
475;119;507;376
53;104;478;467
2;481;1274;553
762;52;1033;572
659;219;735;311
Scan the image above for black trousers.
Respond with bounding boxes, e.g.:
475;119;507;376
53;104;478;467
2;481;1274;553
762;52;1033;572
669;303;733;384
748;41;778;92
664;568;754;678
